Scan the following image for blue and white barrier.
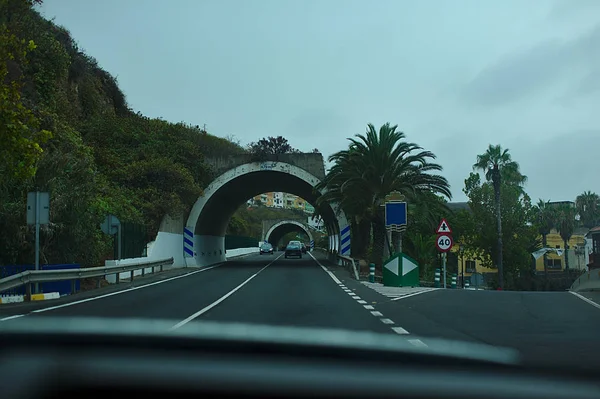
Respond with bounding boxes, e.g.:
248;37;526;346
340;225;351;256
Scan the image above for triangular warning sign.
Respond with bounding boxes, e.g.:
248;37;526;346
436;218;452;234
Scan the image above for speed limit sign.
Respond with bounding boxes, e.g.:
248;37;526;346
436;233;453;252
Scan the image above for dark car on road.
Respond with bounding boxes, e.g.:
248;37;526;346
284;242;302;259
300;243;307;254
259;242;274;255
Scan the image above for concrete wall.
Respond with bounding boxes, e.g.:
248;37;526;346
264;220;313;243
570;268;600;292
105;244;260;284
188;235;226;267
226;247;259;258
206;153;326;180
107;158;351;273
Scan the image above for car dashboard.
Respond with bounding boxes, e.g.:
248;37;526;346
1;318;599;399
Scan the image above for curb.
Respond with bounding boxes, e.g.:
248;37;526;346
0;292;60;304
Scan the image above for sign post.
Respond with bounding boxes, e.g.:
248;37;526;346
435;218;453;289
27;192;50;294
384;199;407;256
382;193;413;287
101;214;121;261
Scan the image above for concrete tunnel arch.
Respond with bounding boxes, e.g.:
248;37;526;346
265;220;314;248
185;161;348;267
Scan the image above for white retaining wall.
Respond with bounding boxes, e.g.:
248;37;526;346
226;247;259;258
104;231;258;283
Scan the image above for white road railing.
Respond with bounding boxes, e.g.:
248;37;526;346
0;257;174;299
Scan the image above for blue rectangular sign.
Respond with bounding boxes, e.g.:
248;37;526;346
385;202;407;226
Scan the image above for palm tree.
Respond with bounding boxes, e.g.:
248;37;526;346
556;203;576;270
533;199;556;276
473;144;526;289
403;232;437;279
576;191;600;229
314;148;374;257
317;123;451;267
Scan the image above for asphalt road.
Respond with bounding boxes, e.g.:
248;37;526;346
327;261;600;371
1;251;600;371
0;252;391;335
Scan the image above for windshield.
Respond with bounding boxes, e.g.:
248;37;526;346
1;0;599;374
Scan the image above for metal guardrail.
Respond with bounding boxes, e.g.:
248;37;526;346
337;255;360;280
0;257;174;298
314;248;360;280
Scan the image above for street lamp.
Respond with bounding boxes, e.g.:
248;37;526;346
459;244;465;288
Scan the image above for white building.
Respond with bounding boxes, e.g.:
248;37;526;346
273;192;284;208
307;216;324;232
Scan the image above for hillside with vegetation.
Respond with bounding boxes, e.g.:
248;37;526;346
0;0;245;267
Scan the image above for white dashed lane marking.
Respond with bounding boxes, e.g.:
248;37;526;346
308;252;424;344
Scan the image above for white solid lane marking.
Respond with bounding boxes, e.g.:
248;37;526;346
380;318;394;325
9;254;269;318
29;264;225;314
409;339;428;348
569;291;600;310
392;327;409;335
308;252;343;284
370;311;383;317
364;305;374;310
0;314;25;321
390;290;436;301
170;254;283;330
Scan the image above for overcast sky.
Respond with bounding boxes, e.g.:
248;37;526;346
39;0;599;202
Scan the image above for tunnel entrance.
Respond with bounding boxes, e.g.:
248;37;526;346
264;220;314;250
184;161;348;267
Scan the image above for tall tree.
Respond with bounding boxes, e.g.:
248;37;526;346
575;191;600;229
556;203;576;270
248;136;299;158
316;123;451;265
473;145;526;289
462;172;538;288
532;199;557;276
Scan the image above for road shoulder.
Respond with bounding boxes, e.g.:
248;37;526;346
0;266;209;317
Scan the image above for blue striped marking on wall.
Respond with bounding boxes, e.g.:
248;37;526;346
340;225;351;256
183;227;194;257
310;240;315;250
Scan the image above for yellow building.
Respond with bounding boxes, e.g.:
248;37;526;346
533;228;588;272
288;194;306;211
250;192;275;207
452;246;496;277
249;192;307;211
449;228;589;276
446;201;589;274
